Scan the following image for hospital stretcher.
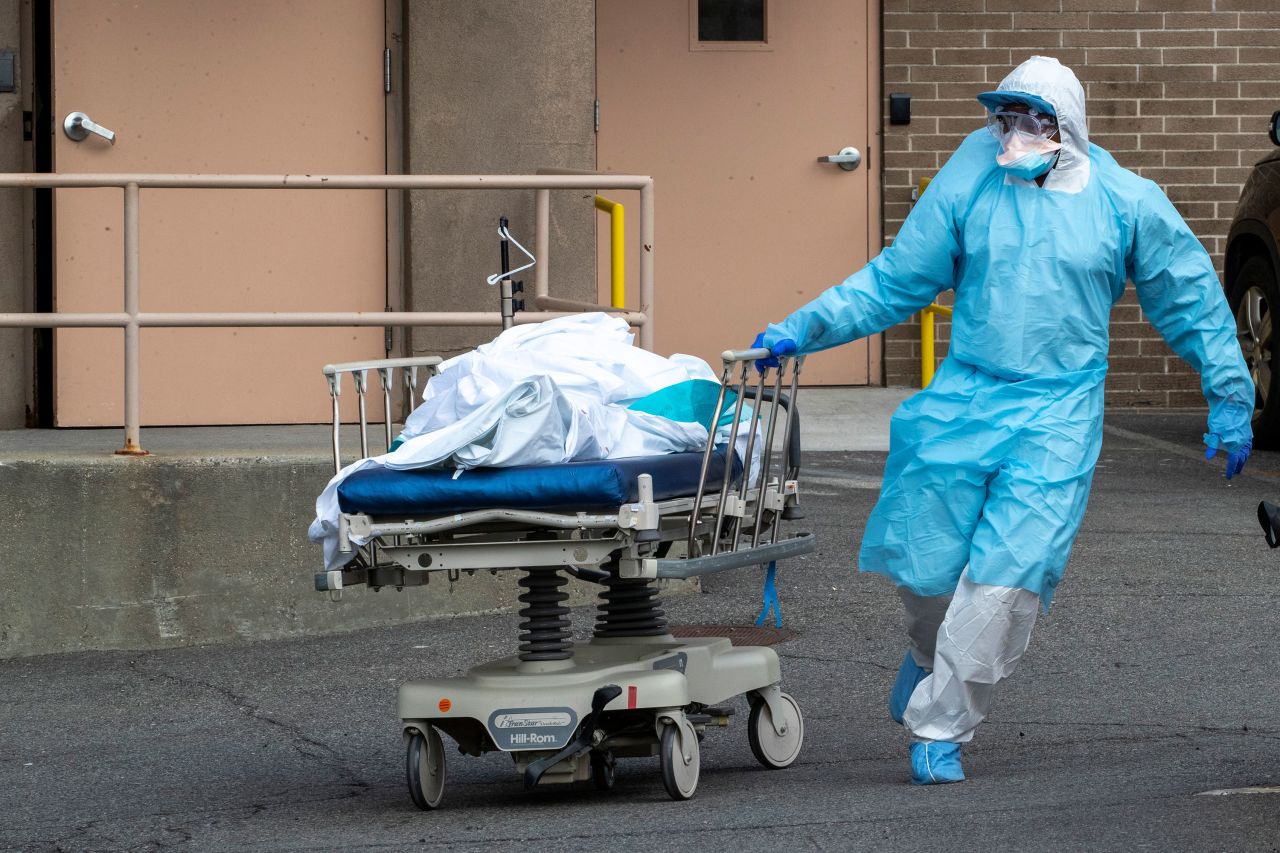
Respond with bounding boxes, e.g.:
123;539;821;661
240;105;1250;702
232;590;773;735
314;347;815;807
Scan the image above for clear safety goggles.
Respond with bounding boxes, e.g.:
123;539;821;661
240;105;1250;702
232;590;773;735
986;110;1058;143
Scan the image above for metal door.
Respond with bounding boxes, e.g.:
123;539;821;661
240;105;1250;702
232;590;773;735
51;0;387;425
597;0;880;384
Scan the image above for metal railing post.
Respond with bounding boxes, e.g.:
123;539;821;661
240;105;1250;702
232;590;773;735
116;182;147;456
639;180;654;351
535;188;550;301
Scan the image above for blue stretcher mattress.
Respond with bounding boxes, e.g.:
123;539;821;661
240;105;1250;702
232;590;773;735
337;450;742;516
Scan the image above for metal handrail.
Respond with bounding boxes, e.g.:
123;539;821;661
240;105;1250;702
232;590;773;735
0;172;656;455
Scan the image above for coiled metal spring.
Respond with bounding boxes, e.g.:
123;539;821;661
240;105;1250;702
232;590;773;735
593;575;668;638
517;568;573;661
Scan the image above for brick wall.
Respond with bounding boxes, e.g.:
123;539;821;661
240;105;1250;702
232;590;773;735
880;0;1279;408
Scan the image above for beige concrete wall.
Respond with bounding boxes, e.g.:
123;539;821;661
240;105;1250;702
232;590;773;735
0;0;25;428
0;450;612;656
404;0;597;360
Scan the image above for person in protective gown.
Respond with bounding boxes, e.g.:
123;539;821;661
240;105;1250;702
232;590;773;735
754;56;1255;785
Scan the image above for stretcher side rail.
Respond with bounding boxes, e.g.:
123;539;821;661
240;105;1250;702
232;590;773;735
689;348;804;557
345;488;760;539
323;355;443;471
654;531;816;579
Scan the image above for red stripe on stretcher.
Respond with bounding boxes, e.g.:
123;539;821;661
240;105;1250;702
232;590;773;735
627;685;637;709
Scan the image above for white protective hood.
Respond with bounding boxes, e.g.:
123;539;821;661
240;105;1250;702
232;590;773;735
990;56;1091;194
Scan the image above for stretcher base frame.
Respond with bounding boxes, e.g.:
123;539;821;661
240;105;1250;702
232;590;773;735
401;636;799;796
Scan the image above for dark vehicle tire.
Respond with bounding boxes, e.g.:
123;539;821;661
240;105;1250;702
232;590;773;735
1228;254;1280;448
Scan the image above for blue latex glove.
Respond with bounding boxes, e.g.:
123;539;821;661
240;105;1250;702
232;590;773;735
751;332;797;372
1204;433;1252;480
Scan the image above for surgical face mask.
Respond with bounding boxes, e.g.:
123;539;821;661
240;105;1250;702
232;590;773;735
995;130;1062;181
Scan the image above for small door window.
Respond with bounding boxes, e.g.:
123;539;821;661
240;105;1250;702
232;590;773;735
690;0;771;51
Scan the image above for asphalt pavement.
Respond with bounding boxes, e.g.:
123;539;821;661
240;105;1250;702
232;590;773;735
3;411;1280;852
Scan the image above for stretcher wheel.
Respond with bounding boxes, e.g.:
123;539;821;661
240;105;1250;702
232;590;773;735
590;750;616;791
659;722;699;801
747;692;804;770
406;726;447;810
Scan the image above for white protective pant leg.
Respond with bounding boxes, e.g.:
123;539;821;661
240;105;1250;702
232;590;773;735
898;568;1040;743
898;586;951;669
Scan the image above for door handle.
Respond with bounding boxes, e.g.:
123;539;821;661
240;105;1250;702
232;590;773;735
817;146;861;171
63;111;116;145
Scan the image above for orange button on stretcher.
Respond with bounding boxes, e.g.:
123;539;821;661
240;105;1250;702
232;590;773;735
438;698;452;713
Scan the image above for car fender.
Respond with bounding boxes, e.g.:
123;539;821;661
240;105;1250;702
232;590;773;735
1226;217;1280;290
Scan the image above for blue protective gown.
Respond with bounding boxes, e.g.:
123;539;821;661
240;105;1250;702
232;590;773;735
764;61;1253;607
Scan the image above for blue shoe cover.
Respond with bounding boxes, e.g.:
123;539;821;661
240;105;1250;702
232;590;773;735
910;742;965;785
889;651;929;724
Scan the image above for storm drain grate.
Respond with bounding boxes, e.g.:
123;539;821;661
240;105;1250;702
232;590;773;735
669;625;797;646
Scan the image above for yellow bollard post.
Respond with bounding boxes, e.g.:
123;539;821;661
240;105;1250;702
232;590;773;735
595;195;625;308
915;176;938;388
919;303;953;388
921;306;935;388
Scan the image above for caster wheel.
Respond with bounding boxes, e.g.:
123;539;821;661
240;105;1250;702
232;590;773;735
590;750;616;791
406;726;447;810
748;692;804;769
659;722;699;801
